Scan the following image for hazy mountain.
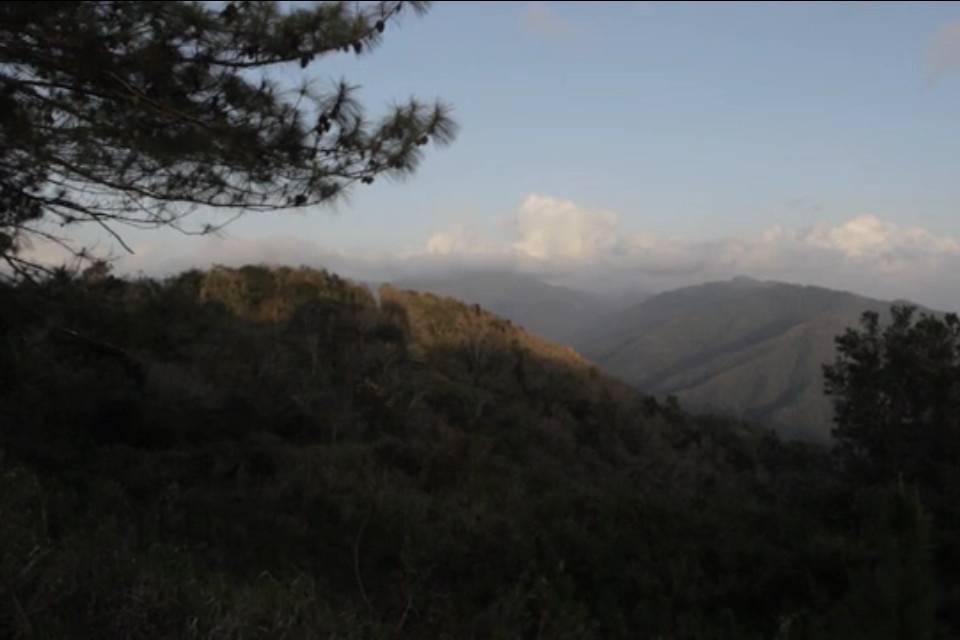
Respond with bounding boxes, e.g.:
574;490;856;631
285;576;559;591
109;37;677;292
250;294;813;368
572;276;900;442
393;269;642;344
388;271;932;442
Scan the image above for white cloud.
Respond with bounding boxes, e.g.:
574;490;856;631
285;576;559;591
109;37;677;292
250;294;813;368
411;196;960;309
424;228;467;256
19;194;960;311
511;194;618;260
423;224;502;258
928;20;960;81
419;196;960;276
801;214;960;265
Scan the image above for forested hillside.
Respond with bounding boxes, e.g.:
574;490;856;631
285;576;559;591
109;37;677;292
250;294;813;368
393;269;634;344
4;2;958;638
574;278;896;442
0;265;948;639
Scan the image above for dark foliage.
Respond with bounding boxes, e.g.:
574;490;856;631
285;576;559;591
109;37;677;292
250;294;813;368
824;305;960;633
825;305;960;485
0;266;943;638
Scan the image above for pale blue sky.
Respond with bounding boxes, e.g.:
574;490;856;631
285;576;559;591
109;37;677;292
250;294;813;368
247;0;960;247
53;1;960;307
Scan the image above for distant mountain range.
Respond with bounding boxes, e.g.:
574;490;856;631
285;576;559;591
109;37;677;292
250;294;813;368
396;270;913;442
572;276;904;442
393;269;639;345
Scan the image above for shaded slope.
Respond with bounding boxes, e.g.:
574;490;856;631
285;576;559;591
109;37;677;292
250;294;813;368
393;269;633;344
575;278;894;441
0;266;936;638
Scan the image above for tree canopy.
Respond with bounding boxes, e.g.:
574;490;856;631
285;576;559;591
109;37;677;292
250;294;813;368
824;305;960;484
1;263;937;638
824;304;960;633
0;1;456;278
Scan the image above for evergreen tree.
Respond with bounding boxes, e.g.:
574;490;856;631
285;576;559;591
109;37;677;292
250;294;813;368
823;305;960;485
0;1;456;278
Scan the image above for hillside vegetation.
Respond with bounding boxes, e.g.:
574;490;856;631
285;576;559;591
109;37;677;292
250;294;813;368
393;270;633;345
574;278;896;441
0;266;943;638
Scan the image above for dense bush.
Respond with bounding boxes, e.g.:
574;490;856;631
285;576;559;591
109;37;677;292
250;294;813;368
0;266;942;638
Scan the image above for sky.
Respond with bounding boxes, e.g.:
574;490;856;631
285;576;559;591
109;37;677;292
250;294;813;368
33;1;960;309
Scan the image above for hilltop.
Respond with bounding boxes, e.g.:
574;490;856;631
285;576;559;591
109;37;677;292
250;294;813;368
0;265;936;638
573;277;901;441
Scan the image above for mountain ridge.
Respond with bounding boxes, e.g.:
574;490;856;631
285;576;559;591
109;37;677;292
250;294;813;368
374;269;935;441
392;268;640;344
573;277;911;441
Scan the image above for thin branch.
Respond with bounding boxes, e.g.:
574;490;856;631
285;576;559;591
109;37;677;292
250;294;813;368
90;216;134;254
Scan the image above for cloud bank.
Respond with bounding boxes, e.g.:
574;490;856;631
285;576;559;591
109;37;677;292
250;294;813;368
23;193;960;311
416;194;959;307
